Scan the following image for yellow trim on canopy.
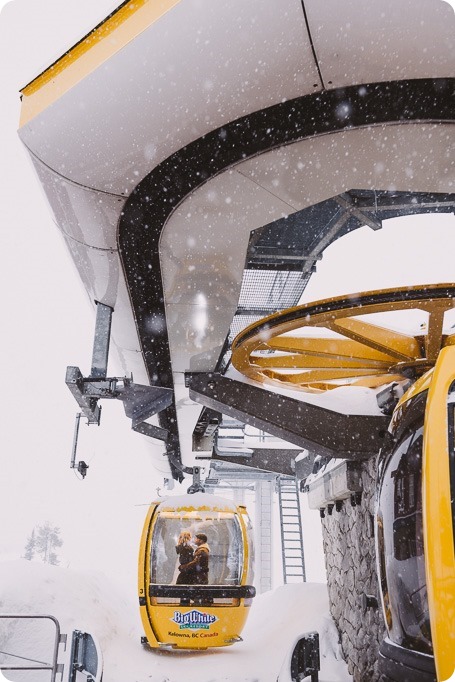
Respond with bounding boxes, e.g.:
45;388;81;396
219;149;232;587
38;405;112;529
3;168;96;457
19;0;182;126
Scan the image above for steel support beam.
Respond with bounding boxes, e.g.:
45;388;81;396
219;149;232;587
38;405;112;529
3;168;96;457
335;193;383;231
210;448;297;476
186;373;389;461
90;302;113;378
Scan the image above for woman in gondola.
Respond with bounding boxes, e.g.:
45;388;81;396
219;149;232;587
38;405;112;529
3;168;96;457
175;531;194;585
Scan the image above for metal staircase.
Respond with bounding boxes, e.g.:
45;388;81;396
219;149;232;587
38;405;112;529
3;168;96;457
278;477;306;583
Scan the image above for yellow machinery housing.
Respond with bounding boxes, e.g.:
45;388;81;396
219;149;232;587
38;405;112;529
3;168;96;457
138;493;255;650
232;285;455;681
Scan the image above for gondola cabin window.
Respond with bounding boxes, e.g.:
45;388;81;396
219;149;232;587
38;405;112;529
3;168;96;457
377;393;432;655
150;511;243;588
243;511;255;587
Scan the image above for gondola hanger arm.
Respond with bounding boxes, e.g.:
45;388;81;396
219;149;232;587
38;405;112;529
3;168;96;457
66;302;173;476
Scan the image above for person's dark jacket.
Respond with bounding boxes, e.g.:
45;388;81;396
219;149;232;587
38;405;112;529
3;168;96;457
176;543;194;565
176;543;194;585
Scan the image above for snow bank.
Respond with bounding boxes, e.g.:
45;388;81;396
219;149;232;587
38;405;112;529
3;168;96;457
0;560;351;681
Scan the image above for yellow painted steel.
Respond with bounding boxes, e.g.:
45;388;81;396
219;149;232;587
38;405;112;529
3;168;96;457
19;0;182;126
422;346;455;681
138;501;160;648
327;318;421;361
232;285;455;675
138;499;253;650
232;284;455;393
260;336;399;365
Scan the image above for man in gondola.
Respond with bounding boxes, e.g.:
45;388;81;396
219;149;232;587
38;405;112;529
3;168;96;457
192;533;210;585
177;532;210;593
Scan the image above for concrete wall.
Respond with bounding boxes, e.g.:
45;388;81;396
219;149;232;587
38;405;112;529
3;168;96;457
320;458;386;681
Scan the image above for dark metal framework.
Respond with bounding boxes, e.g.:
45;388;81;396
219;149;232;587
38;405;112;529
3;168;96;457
118;78;455;477
186;372;389;461
65;301;173;476
222;190;455;366
149;584;256;599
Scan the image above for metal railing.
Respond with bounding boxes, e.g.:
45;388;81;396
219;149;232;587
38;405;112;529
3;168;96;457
0;614;65;681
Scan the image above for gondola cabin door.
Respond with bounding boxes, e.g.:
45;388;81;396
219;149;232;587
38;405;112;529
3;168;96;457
376;347;455;681
138;493;255;650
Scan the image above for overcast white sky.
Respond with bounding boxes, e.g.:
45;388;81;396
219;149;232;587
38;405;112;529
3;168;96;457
0;0;454;599
0;0;165;596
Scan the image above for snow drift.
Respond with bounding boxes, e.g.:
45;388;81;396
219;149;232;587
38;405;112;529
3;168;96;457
0;560;351;681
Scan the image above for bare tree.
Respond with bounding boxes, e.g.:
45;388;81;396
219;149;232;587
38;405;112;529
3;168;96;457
23;528;36;561
34;523;63;565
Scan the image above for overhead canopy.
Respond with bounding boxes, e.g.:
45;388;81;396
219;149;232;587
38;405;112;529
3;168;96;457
19;0;455;478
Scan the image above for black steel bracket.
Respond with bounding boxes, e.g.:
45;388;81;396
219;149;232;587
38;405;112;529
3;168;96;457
69;630;103;682
66;302;174;475
65;367;173;438
186;372;389;462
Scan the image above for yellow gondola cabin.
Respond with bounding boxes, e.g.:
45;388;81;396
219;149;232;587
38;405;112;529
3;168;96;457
138;493;255;650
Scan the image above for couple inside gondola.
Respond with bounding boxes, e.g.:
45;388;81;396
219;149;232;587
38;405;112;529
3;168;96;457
176;531;212;606
175;531;210;585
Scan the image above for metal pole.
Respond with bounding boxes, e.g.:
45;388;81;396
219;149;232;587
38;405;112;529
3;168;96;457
70;413;82;470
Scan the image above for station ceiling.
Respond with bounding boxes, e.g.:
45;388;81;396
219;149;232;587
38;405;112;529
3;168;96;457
19;0;455;478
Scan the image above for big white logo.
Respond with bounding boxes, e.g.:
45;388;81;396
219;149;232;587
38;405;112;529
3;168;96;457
171;609;218;631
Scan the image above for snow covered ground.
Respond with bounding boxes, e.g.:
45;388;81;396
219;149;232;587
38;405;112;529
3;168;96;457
0;560;351;682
